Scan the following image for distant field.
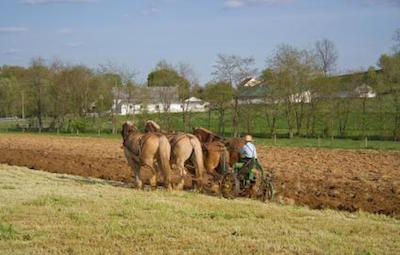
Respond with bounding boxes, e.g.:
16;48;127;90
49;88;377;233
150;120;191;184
0;96;399;141
1;130;399;150
1;164;399;254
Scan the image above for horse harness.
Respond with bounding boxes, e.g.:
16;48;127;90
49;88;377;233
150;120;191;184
123;132;164;165
167;133;197;149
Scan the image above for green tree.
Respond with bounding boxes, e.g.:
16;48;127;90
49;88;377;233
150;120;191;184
0;66;27;119
147;63;190;130
26;58;50;132
359;67;378;138
260;69;281;137
379;53;400;140
266;45;318;138
148;67;190;98
305;74;330;137
204;82;234;136
211;54;257;137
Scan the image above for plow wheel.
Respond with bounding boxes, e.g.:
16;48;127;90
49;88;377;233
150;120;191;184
220;171;240;199
258;176;274;202
246;169;274;202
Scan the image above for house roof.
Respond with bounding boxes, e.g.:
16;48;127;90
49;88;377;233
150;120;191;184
238;77;262;87
238;84;270;99
184;97;203;103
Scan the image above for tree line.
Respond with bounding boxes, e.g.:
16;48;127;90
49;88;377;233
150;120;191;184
0;31;399;140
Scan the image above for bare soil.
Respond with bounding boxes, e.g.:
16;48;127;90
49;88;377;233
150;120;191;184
1;134;399;216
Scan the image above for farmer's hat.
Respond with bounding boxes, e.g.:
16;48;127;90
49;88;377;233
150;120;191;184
244;134;253;142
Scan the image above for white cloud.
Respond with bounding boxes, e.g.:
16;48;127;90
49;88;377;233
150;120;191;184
21;0;96;5
224;0;245;8
224;0;293;8
0;27;28;33
142;7;160;16
57;28;73;34
66;42;84;47
1;48;22;55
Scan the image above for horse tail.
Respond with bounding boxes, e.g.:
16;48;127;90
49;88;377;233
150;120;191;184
188;135;205;185
158;135;172;190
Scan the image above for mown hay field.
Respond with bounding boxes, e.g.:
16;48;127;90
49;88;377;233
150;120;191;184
1;164;399;254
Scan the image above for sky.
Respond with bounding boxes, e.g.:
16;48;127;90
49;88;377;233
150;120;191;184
0;0;399;84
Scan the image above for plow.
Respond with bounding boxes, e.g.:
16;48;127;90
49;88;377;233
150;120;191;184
177;126;275;202
122;120;274;202
220;160;274;201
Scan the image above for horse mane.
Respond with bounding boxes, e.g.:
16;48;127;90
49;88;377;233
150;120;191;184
193;127;224;143
145;120;160;131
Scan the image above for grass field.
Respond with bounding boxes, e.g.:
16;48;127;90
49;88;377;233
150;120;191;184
1;96;399;140
1;164;399;254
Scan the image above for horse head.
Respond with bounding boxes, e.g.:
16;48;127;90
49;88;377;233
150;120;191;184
121;121;136;140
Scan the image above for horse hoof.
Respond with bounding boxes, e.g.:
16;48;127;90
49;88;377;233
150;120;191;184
174;183;184;191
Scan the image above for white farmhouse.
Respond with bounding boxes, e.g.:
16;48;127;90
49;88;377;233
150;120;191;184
354;84;376;98
112;87;208;115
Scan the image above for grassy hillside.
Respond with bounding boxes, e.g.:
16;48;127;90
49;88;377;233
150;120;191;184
1;96;399;140
1;164;399;254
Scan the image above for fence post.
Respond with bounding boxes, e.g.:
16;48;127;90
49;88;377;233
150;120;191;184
98;129;101;136
364;136;368;148
317;136;321;148
273;133;277;145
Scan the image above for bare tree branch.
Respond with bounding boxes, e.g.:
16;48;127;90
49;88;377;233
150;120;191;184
315;39;338;76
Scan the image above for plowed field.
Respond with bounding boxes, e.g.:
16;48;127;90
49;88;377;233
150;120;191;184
1;134;399;216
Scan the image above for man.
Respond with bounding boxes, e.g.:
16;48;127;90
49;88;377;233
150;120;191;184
240;134;257;163
239;135;258;184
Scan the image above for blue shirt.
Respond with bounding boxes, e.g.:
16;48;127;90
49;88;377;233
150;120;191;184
240;142;257;159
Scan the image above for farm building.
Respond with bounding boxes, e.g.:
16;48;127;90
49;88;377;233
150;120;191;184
237;70;379;104
112;87;209;115
238;78;312;104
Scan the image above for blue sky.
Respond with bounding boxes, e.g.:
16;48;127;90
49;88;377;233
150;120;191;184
0;0;399;84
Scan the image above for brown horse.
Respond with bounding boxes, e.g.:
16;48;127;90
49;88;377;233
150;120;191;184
121;121;172;191
145;120;206;191
224;137;244;165
192;127;231;177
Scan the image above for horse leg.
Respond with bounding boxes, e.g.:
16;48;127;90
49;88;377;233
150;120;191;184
132;163;143;190
141;157;157;191
205;157;220;179
124;148;143;189
194;166;203;193
157;157;171;191
175;158;186;191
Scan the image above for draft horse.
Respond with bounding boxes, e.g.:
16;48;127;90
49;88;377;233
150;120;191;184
121;121;172;190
